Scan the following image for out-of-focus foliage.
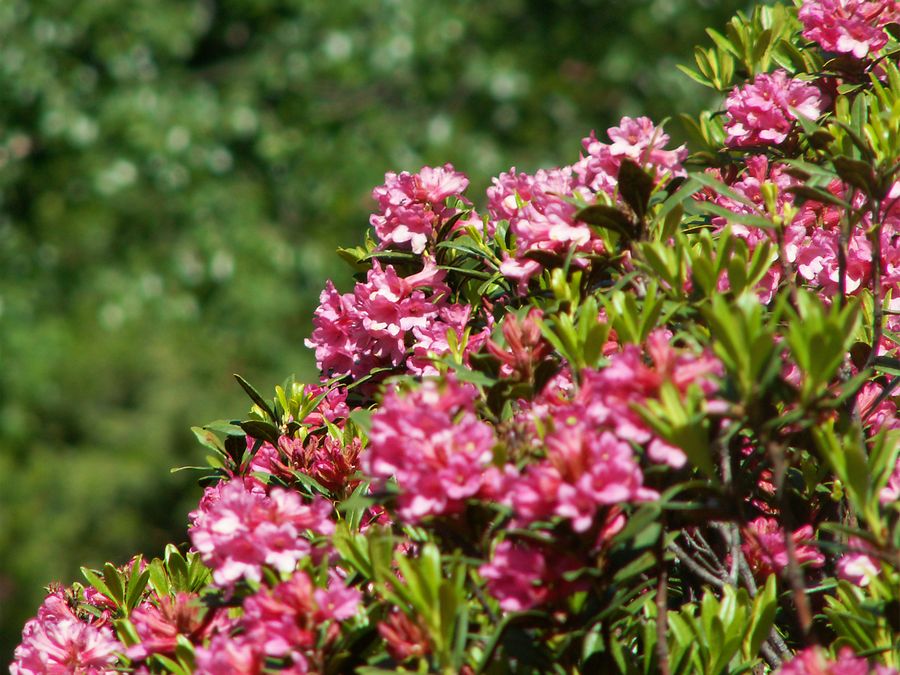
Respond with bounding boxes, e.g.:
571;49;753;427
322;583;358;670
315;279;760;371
0;0;744;663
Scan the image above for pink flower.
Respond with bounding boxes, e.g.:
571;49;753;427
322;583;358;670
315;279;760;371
126;592;217;661
189;478;334;587
881;455;900;504
479;540;586;612
305;260;460;379
576;330;722;468
491;167;602;292
407;303;488;376
725;70;824;147
485;308;551;380
195;633;266;675
364;376;495;522
370;164;470;253
12;593;122;675
378;609;432;662
508;427;657;531
487;168;536;222
249;433;363;496
799;0;898;59
574;116;687;194
741;517;825;578
836;538;881;587
778;646;898;674
238;571;360;669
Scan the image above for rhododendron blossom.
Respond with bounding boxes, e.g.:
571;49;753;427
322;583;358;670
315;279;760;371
305;259;470;379
189;478;334;586
778;646;899;674
195;633;266;675
574;116;687;193
370;164;470;253
127;592;217;661
576;330;723;468
249;433;363;495
506;427;656;531
799;0;898;59
479;539;586;612
239;571;360;667
11;593;122;675
836;538;881;586
365;376;495;521
741;517;825;577
725;70;824;147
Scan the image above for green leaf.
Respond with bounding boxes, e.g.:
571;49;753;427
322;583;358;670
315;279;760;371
81;567;115;605
103;562;125;606
234;374;278;423
239;419;280;445
575;203;637;240
618;159;655;224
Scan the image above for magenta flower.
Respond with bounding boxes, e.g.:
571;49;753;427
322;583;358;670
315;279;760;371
364;376;496;521
305;259;463;379
741;517;825;578
479;540;586;612
370;164;470;253
881;456;900;504
492;166;603;291
12;593;122;675
378;608;432;662
575;330;722;468
508;426;657;532
725;70;824;147
239;570;360;669
778;646;898;674
195;633;267;675
575;116;687;194
126;592;219;661
836;538;881;587
189;478;334;587
799;0;898;59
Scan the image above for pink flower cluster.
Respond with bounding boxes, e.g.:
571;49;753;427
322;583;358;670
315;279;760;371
305;259;479;379
370;164;470;253
505;428;654;532
189;478;334;587
724;70;824;147
364;376;496;522
296;382;351;427
479;540;587;612
494;166;601;291
194;571;360;674
127;592;218;661
703;157;900;311
778;646;898;674
577;330;723;467
573;116;687;194
493;116;685;292
12;591;122;675
249;433;363;496
741;517;825;578
799;0;898;59
495;331;721;535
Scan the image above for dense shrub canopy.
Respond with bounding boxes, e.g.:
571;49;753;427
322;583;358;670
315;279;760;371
0;0;744;664
13;0;900;673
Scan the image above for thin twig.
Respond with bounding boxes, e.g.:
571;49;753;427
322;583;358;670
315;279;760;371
767;439;817;644
669;542;725;589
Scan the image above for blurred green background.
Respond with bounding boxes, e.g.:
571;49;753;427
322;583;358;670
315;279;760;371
0;0;745;664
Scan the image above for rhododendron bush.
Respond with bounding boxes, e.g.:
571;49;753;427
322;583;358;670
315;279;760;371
14;1;900;673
